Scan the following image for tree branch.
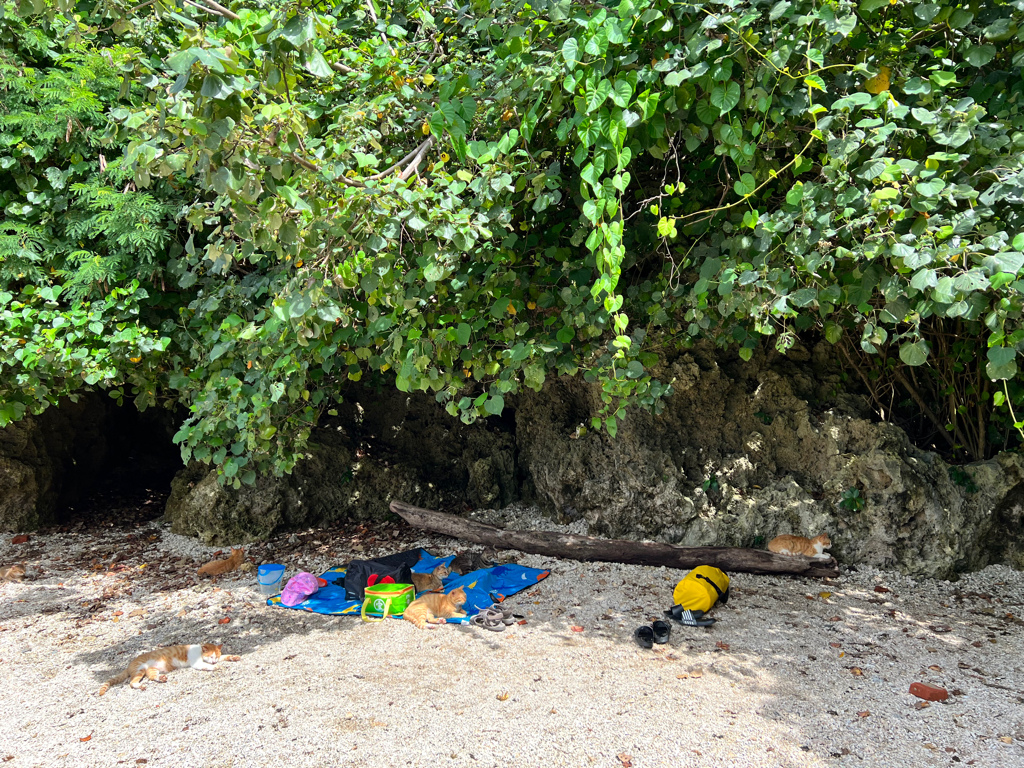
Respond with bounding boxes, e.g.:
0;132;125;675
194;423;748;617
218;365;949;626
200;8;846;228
838;341;890;421
195;0;239;19
397;135;434;180
289;136;434;190
414;41;442;78
365;0;396;56
893;367;960;451
391;500;840;578
289;154;319;172
364;136;435;181
182;0;240;20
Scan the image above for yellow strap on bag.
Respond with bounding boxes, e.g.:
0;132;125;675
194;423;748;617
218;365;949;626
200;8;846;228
672;566;730;613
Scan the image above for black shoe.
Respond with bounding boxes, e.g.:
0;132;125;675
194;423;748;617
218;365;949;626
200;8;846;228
634;625;654;648
651;620;671;644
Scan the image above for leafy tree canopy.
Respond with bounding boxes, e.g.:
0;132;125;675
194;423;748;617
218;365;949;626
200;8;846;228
3;0;1024;483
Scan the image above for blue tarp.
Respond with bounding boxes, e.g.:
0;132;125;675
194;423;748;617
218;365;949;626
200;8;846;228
266;549;549;623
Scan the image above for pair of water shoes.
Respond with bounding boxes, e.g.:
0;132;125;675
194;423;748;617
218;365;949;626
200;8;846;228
635;605;716;647
470;603;521;631
634;620;671;648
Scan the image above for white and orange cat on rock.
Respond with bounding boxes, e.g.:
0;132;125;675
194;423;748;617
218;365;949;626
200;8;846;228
768;533;832;559
98;644;240;695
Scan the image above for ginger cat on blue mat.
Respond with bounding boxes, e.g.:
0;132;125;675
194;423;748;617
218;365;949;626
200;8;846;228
411;564;449;593
403;587;467;629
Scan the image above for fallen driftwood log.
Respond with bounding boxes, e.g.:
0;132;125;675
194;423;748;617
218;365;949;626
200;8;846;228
390;500;840;578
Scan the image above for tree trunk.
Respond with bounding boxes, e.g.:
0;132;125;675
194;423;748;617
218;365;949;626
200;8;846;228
390;500;840;578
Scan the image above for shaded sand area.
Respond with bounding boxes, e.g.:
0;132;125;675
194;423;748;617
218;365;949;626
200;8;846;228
0;504;1022;768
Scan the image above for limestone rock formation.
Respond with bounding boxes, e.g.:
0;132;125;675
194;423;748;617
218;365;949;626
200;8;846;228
164;386;517;545
5;344;1023;578
516;343;1024;578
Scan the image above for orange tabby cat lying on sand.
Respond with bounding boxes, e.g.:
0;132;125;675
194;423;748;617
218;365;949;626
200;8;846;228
98;644;240;695
403;587;467;629
1;564;26;583
768;533;832;559
197;547;244;578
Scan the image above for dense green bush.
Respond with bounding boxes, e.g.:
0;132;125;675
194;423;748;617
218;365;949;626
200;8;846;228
0;12;181;424
3;0;1024;481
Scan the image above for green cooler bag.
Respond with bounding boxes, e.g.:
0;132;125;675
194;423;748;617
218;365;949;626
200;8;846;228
360;583;415;622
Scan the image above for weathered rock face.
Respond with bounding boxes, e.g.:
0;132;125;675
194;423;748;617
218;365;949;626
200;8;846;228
516;342;1024;579
165;385;517;545
164;463;287;545
0;396;113;531
7;345;1024;578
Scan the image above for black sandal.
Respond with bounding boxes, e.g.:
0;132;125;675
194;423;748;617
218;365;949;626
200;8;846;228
652;620;671;644
664;604;716;627
634;625;654;648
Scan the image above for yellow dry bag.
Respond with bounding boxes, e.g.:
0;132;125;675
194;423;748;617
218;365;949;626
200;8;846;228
672;566;730;613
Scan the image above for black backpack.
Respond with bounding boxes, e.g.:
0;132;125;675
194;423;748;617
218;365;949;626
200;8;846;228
342;549;420;601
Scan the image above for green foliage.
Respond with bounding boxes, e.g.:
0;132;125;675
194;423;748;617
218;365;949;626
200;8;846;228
0;25;180;298
4;0;1024;482
0;281;170;424
0;9;184;424
839;487;865;513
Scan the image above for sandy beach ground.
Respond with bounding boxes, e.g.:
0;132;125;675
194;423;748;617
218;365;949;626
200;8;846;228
0;503;1022;768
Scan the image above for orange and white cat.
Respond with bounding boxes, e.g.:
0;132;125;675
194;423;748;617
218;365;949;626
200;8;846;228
98;644;240;695
403;587;468;629
411;564;449;593
198;547;244;578
1;564;26;582
768;533;832;559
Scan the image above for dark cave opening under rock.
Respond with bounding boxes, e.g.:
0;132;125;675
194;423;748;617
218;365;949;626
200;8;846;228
58;405;183;530
163;385;523;545
5;396;186;532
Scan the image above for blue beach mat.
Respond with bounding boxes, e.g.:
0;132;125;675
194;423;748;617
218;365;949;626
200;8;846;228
266;549;549;623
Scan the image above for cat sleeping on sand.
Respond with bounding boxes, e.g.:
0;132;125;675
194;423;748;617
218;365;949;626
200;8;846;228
768;533;832;559
198;547;244;578
1;564;26;583
98;644;240;695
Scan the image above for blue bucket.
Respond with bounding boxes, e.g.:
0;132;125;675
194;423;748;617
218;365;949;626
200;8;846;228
257;563;285;596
